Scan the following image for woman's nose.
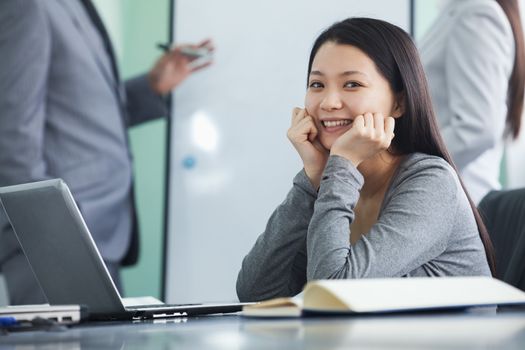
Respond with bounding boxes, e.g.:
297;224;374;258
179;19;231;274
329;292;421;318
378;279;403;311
319;89;343;110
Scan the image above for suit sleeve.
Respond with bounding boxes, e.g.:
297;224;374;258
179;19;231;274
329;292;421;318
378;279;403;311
124;74;168;126
0;0;52;185
0;0;53;264
236;170;316;302
441;5;514;169
306;156;455;280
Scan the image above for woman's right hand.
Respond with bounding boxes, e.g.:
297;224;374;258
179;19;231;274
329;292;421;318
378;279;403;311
287;107;329;189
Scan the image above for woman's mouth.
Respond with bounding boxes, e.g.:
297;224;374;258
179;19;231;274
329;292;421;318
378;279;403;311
322;119;353;131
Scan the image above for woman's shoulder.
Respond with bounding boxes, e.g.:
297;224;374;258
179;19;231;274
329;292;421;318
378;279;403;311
386;153;472;213
394;153;460;192
399;152;454;174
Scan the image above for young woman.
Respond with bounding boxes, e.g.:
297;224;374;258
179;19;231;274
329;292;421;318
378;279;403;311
236;18;494;302
420;0;525;204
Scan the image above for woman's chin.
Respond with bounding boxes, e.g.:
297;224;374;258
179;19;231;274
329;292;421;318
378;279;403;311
319;137;334;151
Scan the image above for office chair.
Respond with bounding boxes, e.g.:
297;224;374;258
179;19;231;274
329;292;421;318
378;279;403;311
478;188;525;291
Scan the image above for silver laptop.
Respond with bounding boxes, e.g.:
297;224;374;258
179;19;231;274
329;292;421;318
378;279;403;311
0;179;249;320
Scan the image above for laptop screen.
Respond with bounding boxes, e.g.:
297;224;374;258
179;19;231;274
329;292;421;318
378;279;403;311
0;179;126;316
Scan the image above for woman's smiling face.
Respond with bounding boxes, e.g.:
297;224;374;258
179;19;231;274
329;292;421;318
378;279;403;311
305;42;402;150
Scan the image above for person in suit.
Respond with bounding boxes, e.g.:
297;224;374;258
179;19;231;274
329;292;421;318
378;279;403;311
419;0;525;205
0;0;213;304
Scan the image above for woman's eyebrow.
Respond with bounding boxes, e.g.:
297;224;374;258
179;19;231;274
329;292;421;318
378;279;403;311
309;70;368;77
341;70;368;77
309;70;324;76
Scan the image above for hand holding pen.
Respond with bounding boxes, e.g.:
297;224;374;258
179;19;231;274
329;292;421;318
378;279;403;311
149;38;215;94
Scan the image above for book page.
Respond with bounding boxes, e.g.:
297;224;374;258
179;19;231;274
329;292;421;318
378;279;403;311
242;293;304;317
304;277;525;313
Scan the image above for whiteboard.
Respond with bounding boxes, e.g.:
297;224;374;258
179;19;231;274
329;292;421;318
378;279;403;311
166;0;411;303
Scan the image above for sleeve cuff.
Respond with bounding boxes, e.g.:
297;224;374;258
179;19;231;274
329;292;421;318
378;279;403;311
125;74;168;126
320;155;364;192
293;169;318;198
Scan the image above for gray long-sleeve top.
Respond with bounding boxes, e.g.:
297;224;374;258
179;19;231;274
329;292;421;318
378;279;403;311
236;153;491;302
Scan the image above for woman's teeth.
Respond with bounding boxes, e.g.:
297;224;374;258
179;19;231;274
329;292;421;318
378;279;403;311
323;120;352;128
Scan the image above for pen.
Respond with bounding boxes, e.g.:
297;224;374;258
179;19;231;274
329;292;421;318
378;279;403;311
157;43;171;52
157;43;212;59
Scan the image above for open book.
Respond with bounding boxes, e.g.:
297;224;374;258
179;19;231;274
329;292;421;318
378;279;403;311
242;277;525;317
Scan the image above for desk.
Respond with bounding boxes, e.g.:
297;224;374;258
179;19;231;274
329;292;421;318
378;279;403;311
2;311;525;349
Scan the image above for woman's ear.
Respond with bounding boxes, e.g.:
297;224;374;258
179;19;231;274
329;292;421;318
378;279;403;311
392;92;405;118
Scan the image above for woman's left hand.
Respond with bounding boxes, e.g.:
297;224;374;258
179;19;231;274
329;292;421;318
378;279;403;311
330;112;395;167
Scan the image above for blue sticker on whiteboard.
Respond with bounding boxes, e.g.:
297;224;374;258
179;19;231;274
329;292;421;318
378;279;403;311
182;156;196;169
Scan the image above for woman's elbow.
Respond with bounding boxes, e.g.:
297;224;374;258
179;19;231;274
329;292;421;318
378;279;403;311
236;270;253;302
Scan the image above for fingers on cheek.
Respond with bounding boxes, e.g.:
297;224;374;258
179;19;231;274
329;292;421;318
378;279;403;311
296;116;308;128
292;108;305;123
306;119;316;133
385;117;395;134
289;118;306;138
373;113;384;125
381;134;392;148
353;115;365;129
356;127;368;138
364;113;374;127
300;118;317;137
304;116;315;127
383;124;395;147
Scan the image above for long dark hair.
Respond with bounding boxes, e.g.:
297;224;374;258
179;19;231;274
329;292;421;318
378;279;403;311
496;0;525;139
307;18;496;276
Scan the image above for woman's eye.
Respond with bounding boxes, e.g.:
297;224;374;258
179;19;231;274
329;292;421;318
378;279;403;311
344;81;361;88
309;81;324;89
